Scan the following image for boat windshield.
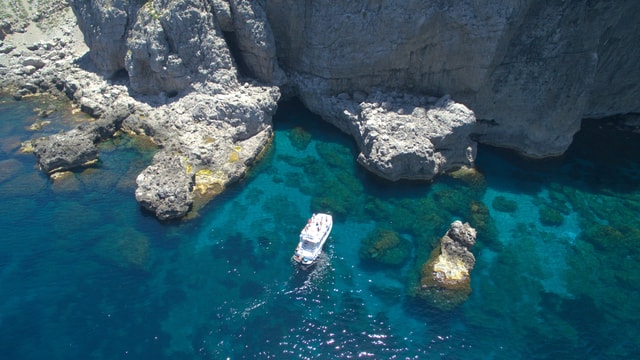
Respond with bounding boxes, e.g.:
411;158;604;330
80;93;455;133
301;240;317;252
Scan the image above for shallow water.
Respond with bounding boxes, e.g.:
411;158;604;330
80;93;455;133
1;96;639;359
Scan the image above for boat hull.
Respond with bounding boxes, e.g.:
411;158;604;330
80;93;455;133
293;213;333;265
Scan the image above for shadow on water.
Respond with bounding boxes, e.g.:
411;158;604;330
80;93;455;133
475;117;640;196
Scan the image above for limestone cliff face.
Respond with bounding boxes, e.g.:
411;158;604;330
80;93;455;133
70;0;640;168
266;0;640;157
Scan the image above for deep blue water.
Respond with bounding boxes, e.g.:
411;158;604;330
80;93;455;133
1;96;639;359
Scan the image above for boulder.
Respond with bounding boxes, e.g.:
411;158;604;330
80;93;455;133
32;129;99;173
79;96;104;118
22;57;46;69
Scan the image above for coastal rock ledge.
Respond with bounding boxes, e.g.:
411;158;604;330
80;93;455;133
412;220;477;311
317;91;476;181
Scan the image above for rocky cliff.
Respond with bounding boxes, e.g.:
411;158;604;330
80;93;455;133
266;0;640;157
4;0;639;219
70;0;640;159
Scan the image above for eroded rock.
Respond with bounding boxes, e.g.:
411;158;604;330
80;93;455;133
411;220;477;311
32;129;99;173
318;91;476;181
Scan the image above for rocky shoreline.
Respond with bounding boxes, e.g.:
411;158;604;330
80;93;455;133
2;0;638;220
0;1;480;220
1;1;281;220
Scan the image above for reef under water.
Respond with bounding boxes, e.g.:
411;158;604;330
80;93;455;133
1;96;639;359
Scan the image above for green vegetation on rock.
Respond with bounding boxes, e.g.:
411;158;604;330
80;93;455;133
288;126;312;150
359;228;412;266
492;195;518;213
539;205;564;226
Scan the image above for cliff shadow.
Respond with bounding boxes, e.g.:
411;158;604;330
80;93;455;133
72;52;99;75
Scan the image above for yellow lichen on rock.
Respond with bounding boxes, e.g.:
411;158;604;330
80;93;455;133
229;150;240;163
448;166;485;187
20;141;35;153
50;171;74;181
432;253;470;281
27;120;51;131
411;221;478;311
51;171;81;193
186;169;228;219
193;169;226;196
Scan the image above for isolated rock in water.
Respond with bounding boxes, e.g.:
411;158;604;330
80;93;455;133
318;92;476;181
447;220;477;248
412;220;477;311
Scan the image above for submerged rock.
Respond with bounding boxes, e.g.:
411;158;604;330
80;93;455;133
94;226;152;271
359;228;412;266
412;220;477;311
50;171;81;193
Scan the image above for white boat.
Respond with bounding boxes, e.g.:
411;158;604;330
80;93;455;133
293;213;333;265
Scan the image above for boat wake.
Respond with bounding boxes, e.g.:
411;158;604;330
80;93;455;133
287;250;333;294
237;250;334;319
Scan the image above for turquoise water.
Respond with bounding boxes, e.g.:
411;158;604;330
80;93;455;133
1;96;639;359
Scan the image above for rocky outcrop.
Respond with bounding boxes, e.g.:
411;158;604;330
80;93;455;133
70;0;285;94
2;0;281;220
316;91;476;181
124;0;239;95
412;220;477;311
227;0;285;84
69;0;130;76
133;87;279;220
32;130;99;174
67;0;640;171
31;102;133;173
266;0;640;158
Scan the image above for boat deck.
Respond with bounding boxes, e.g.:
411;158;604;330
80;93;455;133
300;214;332;243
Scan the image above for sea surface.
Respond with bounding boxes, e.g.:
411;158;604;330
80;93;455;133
1;96;639;359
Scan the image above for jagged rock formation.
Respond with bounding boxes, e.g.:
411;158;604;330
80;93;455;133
3;0;640;220
32;104;131;173
68;0;640;160
319;91;476;181
412;220;477;311
1;0;282;220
